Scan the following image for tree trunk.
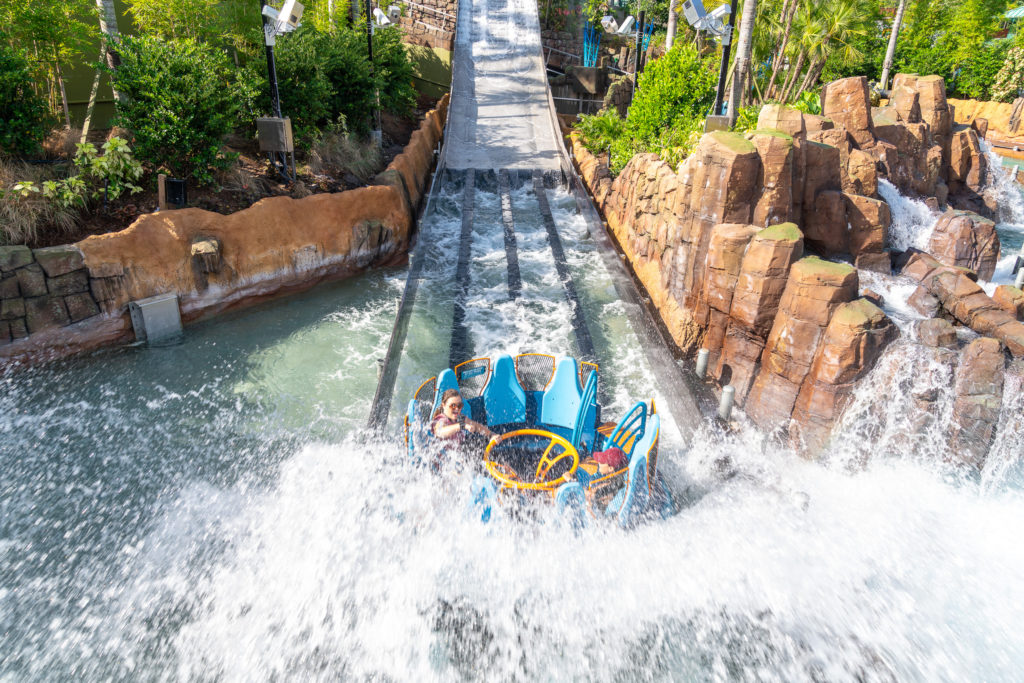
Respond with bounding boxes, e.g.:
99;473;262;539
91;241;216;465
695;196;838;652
328;0;335;28
666;0;677;51
779;49;805;104
53;50;72;130
80;69;102;144
879;0;908;91
727;0;758;124
95;0;123;101
794;55;823;101
764;0;798;102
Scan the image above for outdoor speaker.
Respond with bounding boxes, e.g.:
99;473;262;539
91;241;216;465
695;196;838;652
165;178;187;208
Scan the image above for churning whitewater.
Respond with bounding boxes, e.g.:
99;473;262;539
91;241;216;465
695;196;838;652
2;173;1024;681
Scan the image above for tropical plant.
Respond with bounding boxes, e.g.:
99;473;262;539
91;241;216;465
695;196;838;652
731;104;763;132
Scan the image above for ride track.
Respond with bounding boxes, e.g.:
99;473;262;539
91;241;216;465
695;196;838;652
368;0;711;437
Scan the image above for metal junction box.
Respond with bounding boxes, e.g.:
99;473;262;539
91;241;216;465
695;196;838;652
256;117;295;153
128;292;183;343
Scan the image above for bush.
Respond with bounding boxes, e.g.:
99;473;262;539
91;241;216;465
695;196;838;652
0;160;78;245
628;43;717;144
110;35;242;185
954;40;1011;100
993;46;1024;102
791;90;822;116
372;26;417;118
0;43;53;157
732;105;762;134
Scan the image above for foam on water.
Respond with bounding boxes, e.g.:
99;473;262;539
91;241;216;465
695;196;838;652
5;175;1024;681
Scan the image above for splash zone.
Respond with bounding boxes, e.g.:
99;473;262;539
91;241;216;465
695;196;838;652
404;353;675;526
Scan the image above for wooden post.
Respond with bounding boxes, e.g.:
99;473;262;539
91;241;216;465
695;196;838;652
158;173;167;211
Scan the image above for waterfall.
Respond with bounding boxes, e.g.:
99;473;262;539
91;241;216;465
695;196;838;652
878;179;938;252
981;140;1024;228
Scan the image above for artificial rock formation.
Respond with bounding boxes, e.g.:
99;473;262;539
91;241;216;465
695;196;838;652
902;251;1024;356
571;125;898;451
950;337;1005;469
927;209;1000;281
1;95;450;363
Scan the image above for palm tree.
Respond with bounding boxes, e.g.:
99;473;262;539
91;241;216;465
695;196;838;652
763;0;799;101
727;0;759;124
879;0;909;91
792;0;870;100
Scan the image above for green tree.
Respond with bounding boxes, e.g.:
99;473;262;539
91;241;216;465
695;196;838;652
0;41;53;156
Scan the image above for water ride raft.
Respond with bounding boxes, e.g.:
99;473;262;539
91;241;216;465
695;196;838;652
404;353;674;527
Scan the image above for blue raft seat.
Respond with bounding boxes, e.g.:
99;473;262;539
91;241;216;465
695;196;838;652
481;354;527;429
606;413;660;527
431;368;472;420
539;357;582;441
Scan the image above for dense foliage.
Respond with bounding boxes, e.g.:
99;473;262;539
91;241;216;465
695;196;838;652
109;36;244;184
0;42;52;156
575;43;716;174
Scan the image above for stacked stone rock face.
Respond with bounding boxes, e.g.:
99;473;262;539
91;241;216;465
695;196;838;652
0;96;450;363
570;74;1021;456
0;245;102;345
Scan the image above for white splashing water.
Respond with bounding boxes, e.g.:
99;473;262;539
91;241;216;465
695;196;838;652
878;179;938;252
981;141;1024;228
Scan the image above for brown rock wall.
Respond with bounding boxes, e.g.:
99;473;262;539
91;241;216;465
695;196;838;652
1;95;450;364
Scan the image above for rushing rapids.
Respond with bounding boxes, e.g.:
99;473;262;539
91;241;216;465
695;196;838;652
3;175;1024;681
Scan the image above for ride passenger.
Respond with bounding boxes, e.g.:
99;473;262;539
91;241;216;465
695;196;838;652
432;389;495;444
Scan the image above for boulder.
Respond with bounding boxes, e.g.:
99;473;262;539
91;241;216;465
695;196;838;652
0;245;34;273
971;117;989;139
33;245;85;277
846;148;878;197
16;264;47;298
0;275;19;299
756;104;805;138
803;190;847;256
947;127;988;193
993;284;1024;319
843;193;891;256
927;209;1000;281
822;76;875;148
908;284;941;317
950;337;1005;469
64;293;101;323
23;295;70;334
745;257;858;428
717;223;804;397
890;85;921;123
46;270;90;296
748;130;794;226
917;318;957;348
855;251;892;274
1;297;25;320
701;223;758;361
791;298;898;451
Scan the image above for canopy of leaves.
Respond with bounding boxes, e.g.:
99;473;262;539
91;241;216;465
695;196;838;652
0;42;53;157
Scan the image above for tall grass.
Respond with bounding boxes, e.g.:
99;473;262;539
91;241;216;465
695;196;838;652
0;159;79;246
308;131;383;182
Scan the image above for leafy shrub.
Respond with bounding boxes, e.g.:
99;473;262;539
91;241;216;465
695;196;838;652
372;26;417;118
38;138;143;208
575;43;716;175
248;24;415;145
628;43;717;144
954;40;1011;100
110;35;242;185
0;43;53;157
993;46;1024;102
791;90;822;116
732;105;763;134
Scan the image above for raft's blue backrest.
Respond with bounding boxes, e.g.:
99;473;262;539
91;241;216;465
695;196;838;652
482;354;527;427
608;401;647;457
618;413;659;527
431;369;471;419
540;357;582;430
407;398;433;463
571;370;598;451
